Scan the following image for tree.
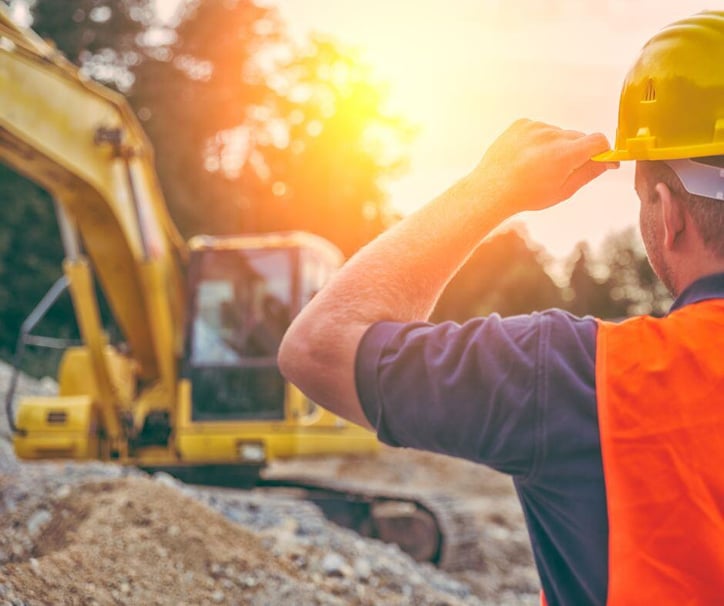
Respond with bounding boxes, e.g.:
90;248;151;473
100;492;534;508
31;0;283;236
561;228;672;319
431;225;672;326
0;165;77;375
563;242;627;319
598;227;671;317
256;36;414;255
433;226;563;322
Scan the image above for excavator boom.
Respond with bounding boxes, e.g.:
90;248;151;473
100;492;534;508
0;6;185;385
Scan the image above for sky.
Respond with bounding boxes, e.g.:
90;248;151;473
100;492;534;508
268;0;720;259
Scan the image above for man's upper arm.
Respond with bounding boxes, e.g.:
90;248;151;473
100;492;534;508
355;311;598;477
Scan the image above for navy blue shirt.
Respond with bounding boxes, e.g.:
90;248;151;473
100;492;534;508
354;273;724;605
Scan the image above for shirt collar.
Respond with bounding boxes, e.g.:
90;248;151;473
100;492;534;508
669;273;724;313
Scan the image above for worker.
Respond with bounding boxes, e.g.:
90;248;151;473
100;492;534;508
278;10;724;605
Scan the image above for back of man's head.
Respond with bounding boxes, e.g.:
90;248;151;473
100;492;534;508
639;157;724;257
594;11;724;256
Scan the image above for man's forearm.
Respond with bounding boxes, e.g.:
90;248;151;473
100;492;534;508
331;174;508;324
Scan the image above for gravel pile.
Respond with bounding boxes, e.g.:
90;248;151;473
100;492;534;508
0;361;538;605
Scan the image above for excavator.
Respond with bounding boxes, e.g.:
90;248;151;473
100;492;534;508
0;5;477;569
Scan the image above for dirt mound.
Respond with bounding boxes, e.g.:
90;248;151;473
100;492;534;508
0;470;505;605
0;362;537;605
267;448;538;601
1;477;302;605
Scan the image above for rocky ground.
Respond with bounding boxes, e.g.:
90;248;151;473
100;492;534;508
0;362;538;605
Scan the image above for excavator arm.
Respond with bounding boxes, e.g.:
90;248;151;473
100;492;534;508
0;6;186;398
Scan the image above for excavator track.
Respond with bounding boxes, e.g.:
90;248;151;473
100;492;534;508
256;474;482;571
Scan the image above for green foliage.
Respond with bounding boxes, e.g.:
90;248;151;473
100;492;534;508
0;164;76;376
433;226;671;322
130;0;284;236
560;229;671;320
32;0;281;236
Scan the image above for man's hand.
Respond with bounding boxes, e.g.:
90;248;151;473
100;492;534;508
468;119;616;214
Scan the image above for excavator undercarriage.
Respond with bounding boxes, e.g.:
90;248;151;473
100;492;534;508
143;463;481;570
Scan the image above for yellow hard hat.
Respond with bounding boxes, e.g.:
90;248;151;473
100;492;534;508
595;10;724;162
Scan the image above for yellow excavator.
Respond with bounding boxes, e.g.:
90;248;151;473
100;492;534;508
0;6;477;569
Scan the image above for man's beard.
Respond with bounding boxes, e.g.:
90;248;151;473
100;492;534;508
640;202;677;296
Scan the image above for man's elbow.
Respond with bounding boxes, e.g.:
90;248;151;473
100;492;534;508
279;319;374;429
277;323;308;388
278;319;329;396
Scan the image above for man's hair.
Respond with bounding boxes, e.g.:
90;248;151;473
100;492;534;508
639;157;724;257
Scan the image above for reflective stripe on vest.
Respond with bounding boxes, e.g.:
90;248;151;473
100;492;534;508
596;300;724;604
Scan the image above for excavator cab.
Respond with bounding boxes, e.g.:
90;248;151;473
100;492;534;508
170;232;379;476
184;232;334;423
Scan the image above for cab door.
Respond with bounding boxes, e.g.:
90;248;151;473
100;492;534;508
183;246;294;422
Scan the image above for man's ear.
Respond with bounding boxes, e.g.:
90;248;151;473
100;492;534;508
656;182;685;251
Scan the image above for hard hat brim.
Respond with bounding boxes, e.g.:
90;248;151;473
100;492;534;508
592;149;625;162
592;142;724;163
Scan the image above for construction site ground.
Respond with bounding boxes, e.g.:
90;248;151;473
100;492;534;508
0;363;538;605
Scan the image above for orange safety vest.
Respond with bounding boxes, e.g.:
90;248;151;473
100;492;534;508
595;300;724;604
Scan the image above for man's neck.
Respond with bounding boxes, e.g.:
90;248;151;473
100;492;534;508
671;254;724;297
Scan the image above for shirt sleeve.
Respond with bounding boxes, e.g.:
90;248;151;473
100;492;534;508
354;310;598;477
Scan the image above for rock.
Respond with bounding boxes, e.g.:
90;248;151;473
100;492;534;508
26;509;51;537
321;553;352;578
353;557;372;581
54;484;71;499
152;471;181;489
38;377;57;392
238;576;254;588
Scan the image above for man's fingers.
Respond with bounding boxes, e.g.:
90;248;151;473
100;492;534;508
559;128;587;140
474;120;617;213
560;160;612;200
563;132;612;163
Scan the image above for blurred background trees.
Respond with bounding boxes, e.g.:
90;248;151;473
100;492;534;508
30;0;411;251
559;227;672;320
431;225;671;323
432;227;564;322
0;0;671;375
